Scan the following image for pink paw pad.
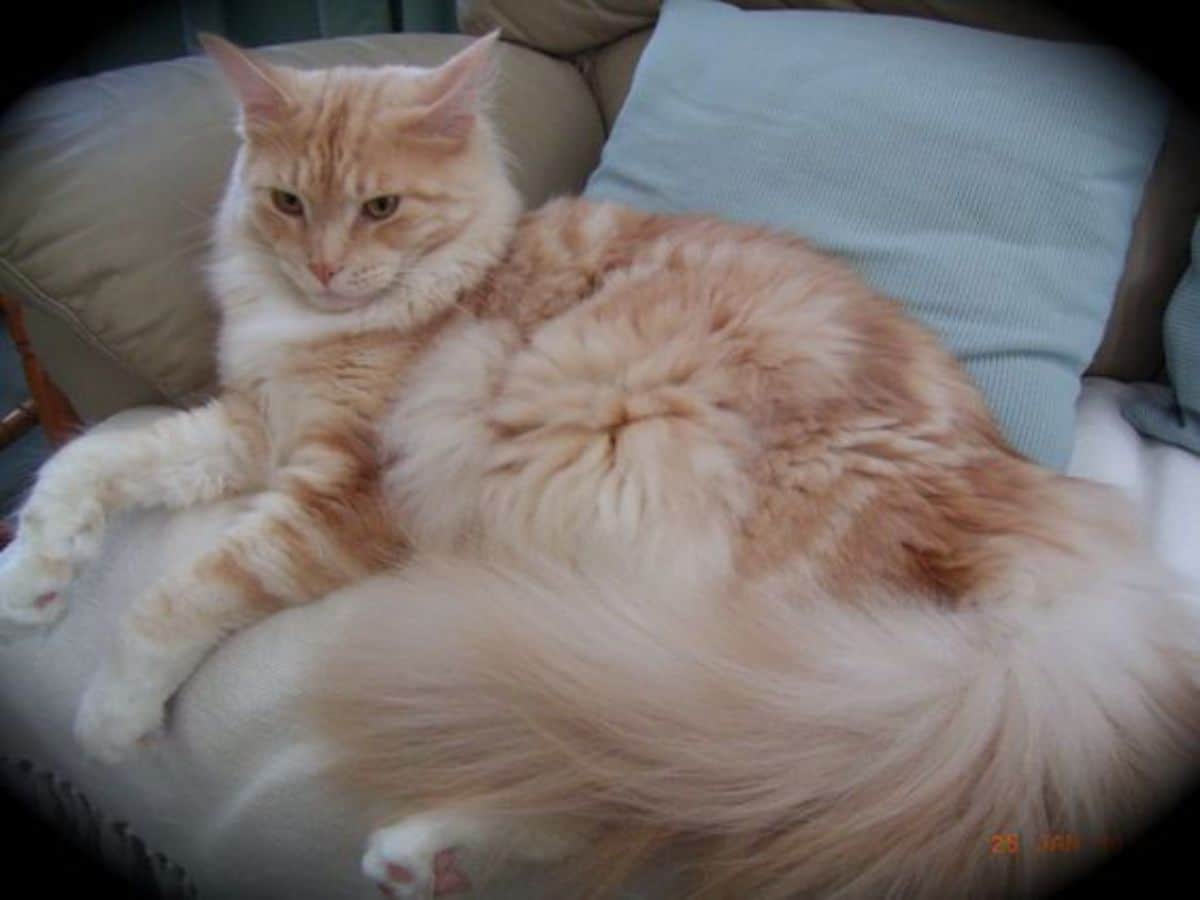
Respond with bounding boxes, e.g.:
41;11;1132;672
433;849;471;896
35;592;58;608
385;864;415;884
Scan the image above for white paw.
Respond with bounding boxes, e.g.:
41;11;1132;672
0;539;70;639
364;818;478;899
74;668;166;764
22;485;106;564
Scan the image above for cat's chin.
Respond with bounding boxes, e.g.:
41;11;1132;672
305;289;380;314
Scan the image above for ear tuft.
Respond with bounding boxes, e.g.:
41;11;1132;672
409;30;501;144
199;32;294;125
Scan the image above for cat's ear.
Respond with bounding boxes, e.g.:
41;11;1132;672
407;31;500;145
199;32;294;126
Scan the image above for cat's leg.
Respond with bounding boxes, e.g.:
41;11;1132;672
0;397;266;636
73;440;401;762
363;812;589;898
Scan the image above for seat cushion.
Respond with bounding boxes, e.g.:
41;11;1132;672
583;0;1169;469
0;35;605;422
4;379;1198;897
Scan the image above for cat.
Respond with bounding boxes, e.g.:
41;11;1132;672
0;29;1196;900
0;32;517;759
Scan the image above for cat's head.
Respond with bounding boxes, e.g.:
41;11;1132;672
202;32;519;318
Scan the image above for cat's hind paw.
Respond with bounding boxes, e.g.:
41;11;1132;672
73;668;165;764
364;818;477;898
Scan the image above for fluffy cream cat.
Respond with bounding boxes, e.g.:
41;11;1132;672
0;32;515;760
0;31;1197;900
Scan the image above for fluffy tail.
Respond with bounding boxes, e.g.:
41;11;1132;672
311;552;1200;899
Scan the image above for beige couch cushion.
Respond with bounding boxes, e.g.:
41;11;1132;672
20;302;164;422
0;35;605;421
578;29;652;132
459;0;1090;56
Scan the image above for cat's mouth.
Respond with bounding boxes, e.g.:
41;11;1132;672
289;265;405;313
308;286;385;313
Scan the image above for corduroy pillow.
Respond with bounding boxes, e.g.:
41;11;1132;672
584;0;1169;469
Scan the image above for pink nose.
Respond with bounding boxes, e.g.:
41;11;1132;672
308;261;341;286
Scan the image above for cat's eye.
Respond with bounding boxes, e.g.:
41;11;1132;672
362;195;401;221
271;189;304;217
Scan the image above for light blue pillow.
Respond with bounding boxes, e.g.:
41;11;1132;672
584;0;1168;469
1123;218;1200;453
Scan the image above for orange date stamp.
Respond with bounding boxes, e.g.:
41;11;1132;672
988;833;1125;856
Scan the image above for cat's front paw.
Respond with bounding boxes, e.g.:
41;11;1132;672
364;818;477;898
74;668;165;764
0;540;70;639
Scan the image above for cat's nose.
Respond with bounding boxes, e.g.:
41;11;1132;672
308;261;341;286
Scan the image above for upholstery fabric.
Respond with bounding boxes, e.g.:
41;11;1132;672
456;0;1089;56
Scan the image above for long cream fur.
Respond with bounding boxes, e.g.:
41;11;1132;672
0;30;1196;899
319;541;1200;899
